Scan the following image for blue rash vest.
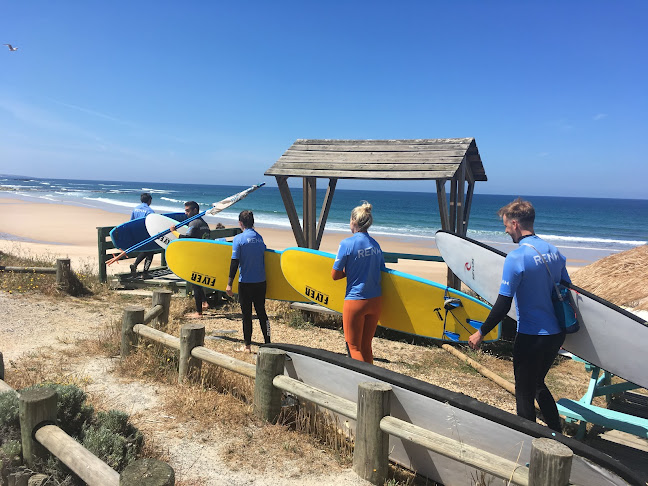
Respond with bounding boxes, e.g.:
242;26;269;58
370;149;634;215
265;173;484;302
232;228;266;283
130;203;154;220
499;235;571;335
333;232;385;300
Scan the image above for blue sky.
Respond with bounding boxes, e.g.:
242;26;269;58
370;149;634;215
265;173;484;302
1;1;646;198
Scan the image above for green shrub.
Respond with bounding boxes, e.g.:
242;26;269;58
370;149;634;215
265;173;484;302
25;384;94;438
0;392;19;429
82;411;143;472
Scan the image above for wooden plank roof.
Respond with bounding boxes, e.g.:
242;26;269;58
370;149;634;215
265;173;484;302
265;138;487;181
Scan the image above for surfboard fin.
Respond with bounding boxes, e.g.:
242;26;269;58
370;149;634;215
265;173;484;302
443;331;460;342
466;319;483;330
444;298;462;310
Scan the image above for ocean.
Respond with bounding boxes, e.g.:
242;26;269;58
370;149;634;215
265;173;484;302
1;175;646;262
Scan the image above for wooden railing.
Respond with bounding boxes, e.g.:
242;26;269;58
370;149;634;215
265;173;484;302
96;225;242;283
117;292;574;486
0;372;174;485
0;258;73;293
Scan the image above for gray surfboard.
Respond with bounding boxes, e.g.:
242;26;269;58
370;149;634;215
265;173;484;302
435;230;648;389
267;344;640;486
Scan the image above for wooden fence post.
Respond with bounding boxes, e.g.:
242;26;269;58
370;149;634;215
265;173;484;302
253;348;285;423
528;438;573;486
56;258;71;292
19;387;57;467
353;382;391;485
0;351;4;380
121;306;145;358
120;458;175;485
179;324;205;384
152;290;172;329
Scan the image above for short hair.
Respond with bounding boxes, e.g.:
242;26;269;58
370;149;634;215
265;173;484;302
140;193;152;204
185;201;199;213
497;198;535;229
351;201;373;232
239;210;254;229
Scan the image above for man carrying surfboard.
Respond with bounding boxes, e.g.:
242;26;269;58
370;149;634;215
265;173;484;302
130;193;155;275
468;198;570;433
170;201;211;318
226;210;270;353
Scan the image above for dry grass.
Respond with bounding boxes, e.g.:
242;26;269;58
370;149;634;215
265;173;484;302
571;244;648;311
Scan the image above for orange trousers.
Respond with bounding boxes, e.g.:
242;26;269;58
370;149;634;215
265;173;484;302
342;296;382;363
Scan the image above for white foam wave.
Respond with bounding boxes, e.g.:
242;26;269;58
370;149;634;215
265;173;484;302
141;187;176;194
83;197;136;209
160;196;184;204
536;233;646;247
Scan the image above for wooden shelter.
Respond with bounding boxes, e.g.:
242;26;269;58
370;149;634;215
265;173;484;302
264;138;487;286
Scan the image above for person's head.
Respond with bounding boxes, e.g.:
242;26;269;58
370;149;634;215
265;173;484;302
497;198;535;243
350;201;373;233
184;201;199;217
238;210;254;229
140;193;152;205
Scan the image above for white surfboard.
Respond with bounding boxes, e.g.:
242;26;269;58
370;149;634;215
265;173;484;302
145;213;189;248
435;230;648;390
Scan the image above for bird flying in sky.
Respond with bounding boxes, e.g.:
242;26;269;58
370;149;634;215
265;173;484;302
3;44;18;51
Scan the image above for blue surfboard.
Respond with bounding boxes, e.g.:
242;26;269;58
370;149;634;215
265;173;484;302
110;212;186;252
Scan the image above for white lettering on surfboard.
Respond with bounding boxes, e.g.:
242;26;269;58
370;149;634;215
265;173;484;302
356;247;382;258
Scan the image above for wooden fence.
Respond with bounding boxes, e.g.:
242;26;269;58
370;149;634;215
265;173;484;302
0;369;174;485
117;291;574;486
0;258;73;293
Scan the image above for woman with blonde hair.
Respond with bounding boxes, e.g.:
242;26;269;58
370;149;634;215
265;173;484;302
331;201;385;363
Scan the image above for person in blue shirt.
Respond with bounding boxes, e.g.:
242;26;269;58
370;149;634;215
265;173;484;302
469;198;570;432
226;210;269;353
331;201;385;363
130;193;155;274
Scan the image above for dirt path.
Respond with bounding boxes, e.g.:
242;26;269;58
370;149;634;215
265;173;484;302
1;291;372;485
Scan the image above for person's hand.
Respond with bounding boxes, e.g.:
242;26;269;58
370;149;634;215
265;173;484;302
226;284;233;297
170;225;177;232
468;331;483;350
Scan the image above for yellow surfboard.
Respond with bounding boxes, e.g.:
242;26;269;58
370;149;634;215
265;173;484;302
165;239;308;302
280;247;500;342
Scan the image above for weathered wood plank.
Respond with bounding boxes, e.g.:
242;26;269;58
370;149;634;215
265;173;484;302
265;169;458;179
275;162;462;171
315;178;337;250
276;176;307;247
281;151;468;160
293;138;473;146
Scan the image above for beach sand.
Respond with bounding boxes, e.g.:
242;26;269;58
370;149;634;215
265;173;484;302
0;197;584;280
0;197;454;281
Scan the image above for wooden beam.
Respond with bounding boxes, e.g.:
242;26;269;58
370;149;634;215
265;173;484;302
455;157;466;235
315;178;337;250
449;178;457;233
281;151;468;161
265;168;459;179
303;177;317;248
436;180;449;231
276;176;307;247
462;181;475;236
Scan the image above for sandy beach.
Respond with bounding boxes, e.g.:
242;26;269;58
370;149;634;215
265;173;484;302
0;197;456;282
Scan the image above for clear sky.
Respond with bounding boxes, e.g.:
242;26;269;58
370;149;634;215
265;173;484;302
1;1;646;198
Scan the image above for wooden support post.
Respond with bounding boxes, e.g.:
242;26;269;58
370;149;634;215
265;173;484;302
178;324;205;384
253;348;286;423
19;387;57;467
0;351;4;380
152;290;172;329
97;227;109;284
528;438;573;486
56;258;71;292
120;458;175;485
353;382;391;485
121;306;145;358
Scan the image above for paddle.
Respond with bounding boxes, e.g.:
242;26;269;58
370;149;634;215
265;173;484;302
107;182;265;265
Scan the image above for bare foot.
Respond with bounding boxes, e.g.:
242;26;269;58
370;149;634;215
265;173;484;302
235;345;252;353
186;312;203;319
201;302;209;310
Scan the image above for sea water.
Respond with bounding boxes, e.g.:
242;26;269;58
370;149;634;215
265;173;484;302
1;175;646;260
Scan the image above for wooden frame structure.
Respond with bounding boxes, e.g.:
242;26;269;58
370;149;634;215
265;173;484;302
264;138;487;287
